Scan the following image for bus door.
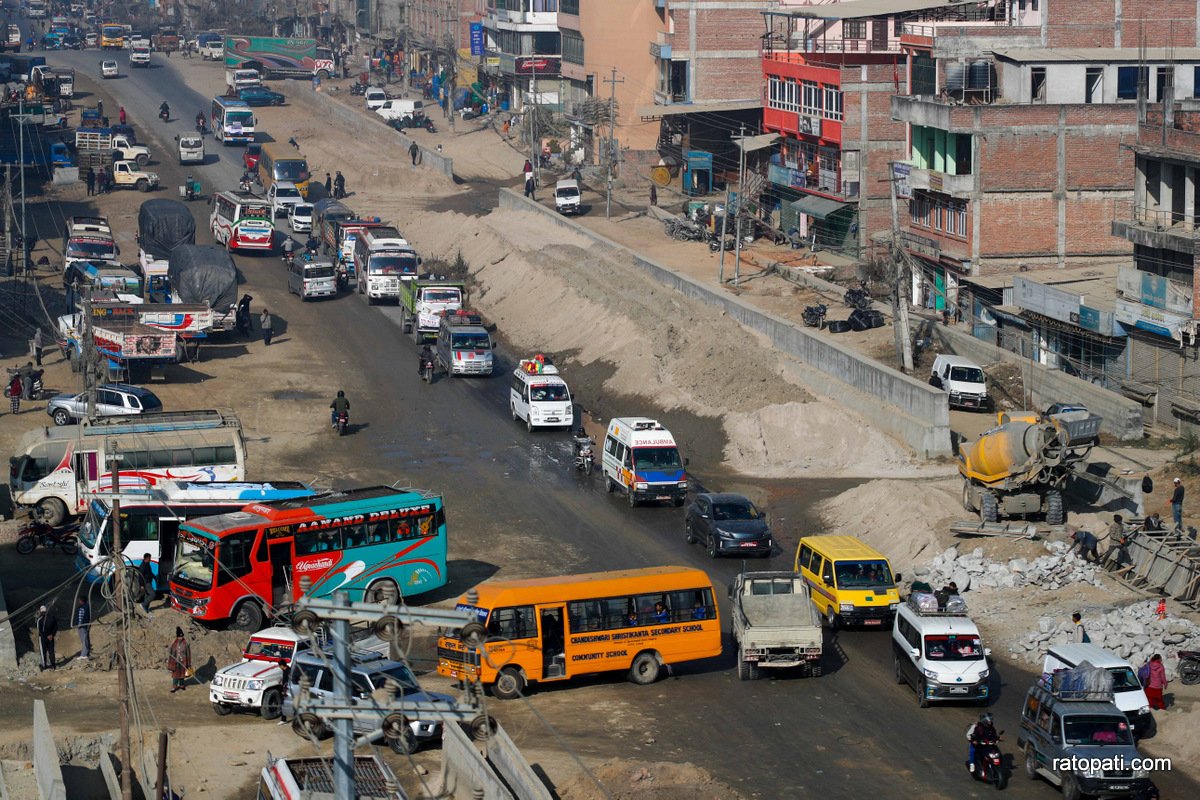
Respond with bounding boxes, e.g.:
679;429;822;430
269;540;293;609
539;605;567;680
72;450;100;509
157;517;182;590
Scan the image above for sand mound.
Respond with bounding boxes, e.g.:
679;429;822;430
819;477;965;569
559;760;746;800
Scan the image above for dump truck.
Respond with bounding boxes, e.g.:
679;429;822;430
151;28;180;53
399;279;465;342
729;571;823;681
958;411;1103;525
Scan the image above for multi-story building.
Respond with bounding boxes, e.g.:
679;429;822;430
405;0;486;84
1111;100;1200;429
478;0;562;114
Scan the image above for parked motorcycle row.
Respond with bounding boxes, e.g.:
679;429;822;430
800;284;885;334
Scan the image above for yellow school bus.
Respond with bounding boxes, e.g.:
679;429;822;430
257;142;311;197
794;535;901;629
437;566;721;699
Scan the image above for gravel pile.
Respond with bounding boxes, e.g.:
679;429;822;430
910;541;1103;593
1009;600;1200;679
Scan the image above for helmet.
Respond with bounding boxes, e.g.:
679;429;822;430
337;390;345;397
979;712;993;724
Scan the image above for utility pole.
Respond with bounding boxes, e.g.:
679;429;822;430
108;446;133;800
888;162;914;372
732;125;747;287
4;164;11;271
18;101;26;276
331;591;354;798
153;729;169;800
82;285;97;418
603;67;623;219
529;58;539;188
718;181;732;284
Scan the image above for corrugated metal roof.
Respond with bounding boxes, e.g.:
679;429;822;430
773;0;973;21
789;194;853;220
994;47;1200;63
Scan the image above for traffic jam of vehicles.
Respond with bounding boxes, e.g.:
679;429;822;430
3;5;1195;800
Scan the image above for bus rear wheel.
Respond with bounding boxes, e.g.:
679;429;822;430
492;667;525;700
366;579;398;605
231;601;264;631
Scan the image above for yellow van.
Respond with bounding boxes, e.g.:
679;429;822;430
794;535;901;629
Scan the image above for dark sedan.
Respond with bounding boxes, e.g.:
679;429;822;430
238;87;285;106
684;492;773;558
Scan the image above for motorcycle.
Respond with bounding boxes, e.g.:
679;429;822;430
239;178;253;193
423;117;437;134
708;232;735;253
335;409;349;436
181;177;201;202
968;732;1007;790
336;266;349;292
350;82;367;96
16;519;79;555
195;118;208;136
420;355;434;384
573;437;595;475
282;248;296;267
844;285;871;311
802;303;827;329
1180;650;1200;685
159;107;170;123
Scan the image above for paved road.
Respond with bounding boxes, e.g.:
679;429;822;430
35;38;1198;800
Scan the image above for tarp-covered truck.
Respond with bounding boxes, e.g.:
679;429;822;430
167;245;238;332
138;199;197;301
224;36;333;79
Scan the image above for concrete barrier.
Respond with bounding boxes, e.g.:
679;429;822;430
32;700;66;800
292;89;454;179
0;564;17;671
497;189;953;458
484;724;552;800
441;721;512;800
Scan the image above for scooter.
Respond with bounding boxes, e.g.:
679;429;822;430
802;304;827;329
336;409;349;436
1180;650;1200;685
336;266;349;292
708;232;735;252
16;519;79;555
423;117;436;134
968;732;1006;790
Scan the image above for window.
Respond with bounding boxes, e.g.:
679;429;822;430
1030;66;1046;102
822;85;842;121
216;530;256;585
797;544;813;571
560;0;579;13
487;606;537;639
801;80;820;116
1117;65;1146;100
894;17;905;36
843;20;866;39
561;29;583;65
1156;66;1174;103
1085;66;1103;103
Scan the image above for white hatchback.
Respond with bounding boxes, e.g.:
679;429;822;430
288;203;314;233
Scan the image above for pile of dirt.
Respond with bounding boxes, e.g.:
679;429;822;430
818;477;964;569
558;760;746;800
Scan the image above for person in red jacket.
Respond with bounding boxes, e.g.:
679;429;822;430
1145;653;1169;710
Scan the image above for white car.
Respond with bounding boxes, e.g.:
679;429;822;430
364;87;387;111
211;626;307;719
100;60;118;78
267;182;304;219
288;203;313;233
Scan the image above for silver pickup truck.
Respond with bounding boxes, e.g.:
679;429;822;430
729;571;823;680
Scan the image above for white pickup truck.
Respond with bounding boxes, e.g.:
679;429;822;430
210;626;307;719
75;130;151;166
729;571;824;680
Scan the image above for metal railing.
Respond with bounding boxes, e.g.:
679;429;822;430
1116;199;1200;233
793;37;903;54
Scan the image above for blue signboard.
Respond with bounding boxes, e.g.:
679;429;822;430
470;23;484;56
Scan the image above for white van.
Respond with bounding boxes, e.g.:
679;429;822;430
1043;643;1153;737
893;593;990;707
510;358;572;431
375;99;424;122
601;418;688;508
929;353;989;410
554;180;581;215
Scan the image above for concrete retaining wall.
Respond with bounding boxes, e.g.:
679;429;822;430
485;724;552;800
32;700;65;800
292;90;453;179
0;562;17;671
441;722;512;800
773;264;1145;441
497;189;953;458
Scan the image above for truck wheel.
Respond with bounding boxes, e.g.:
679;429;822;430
1024;744;1038;780
212;702;233;716
388;727;418;755
628;489;638;509
894;656;906;684
980;491;998;523
605;476;615;493
628;652;661;685
738;653;760;681
260;688;282;720
1045;490;1065;526
230;601;264;631
137;180;150;192
1061;773;1081;800
135;153;148;166
962;481;977;512
491;667;525;700
37;498;68;527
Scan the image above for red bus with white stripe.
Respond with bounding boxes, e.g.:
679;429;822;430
210;191;274;252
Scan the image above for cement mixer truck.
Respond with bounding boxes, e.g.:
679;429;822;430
959;411;1102;525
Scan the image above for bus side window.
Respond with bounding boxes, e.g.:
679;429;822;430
487;606;536;639
797;544;813;571
216;530;256;586
342;522;367;549
293;529;318;556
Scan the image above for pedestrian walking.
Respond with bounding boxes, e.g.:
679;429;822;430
36;605;57;670
260;309;274;346
20;365;32;401
324;172;332;194
7;372;22;415
524;176;536;200
1071;611;1090;643
96;99;103;118
30;328;43;366
96;167;107;194
650;184;658;207
84;166;95;196
1171;477;1185;531
409;140;419;166
237;294;252;337
1145;653;1168;709
74;597;90;660
167;627;191;693
139;553;155;614
118;106;126;125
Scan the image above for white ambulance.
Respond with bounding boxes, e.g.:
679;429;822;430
601;417;688;508
509;357;573;430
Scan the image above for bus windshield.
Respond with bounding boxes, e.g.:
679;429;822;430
369;254;417;275
274;161;309;182
226;110;253;126
834;559;894;589
173;537;215;590
78;501;105;549
632;447;682;471
103;25;122;36
67;240;116;259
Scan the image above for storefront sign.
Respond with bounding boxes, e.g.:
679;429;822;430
486;57;501;67
798;114;822;137
892;163;912;199
469;23;483;56
768;163;806;189
1015;276;1117;336
514;56;560;76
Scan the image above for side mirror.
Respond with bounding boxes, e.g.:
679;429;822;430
894;572;903;583
909;647;919;659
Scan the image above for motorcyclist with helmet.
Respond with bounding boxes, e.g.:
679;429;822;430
159;101;170;121
572;426;593;460
330;390;350;428
417;344;435;377
966;712;998;772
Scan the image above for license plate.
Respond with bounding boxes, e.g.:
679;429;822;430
223;691;238;699
740;542;758;548
1109;787;1129;792
963;400;976;407
545;417;559;422
864;619;882;626
949;686;969;694
655;495;671;501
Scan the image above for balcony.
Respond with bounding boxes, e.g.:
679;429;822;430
906;165;973;199
1111;199;1200;253
491;5;558;30
790;36;902;55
